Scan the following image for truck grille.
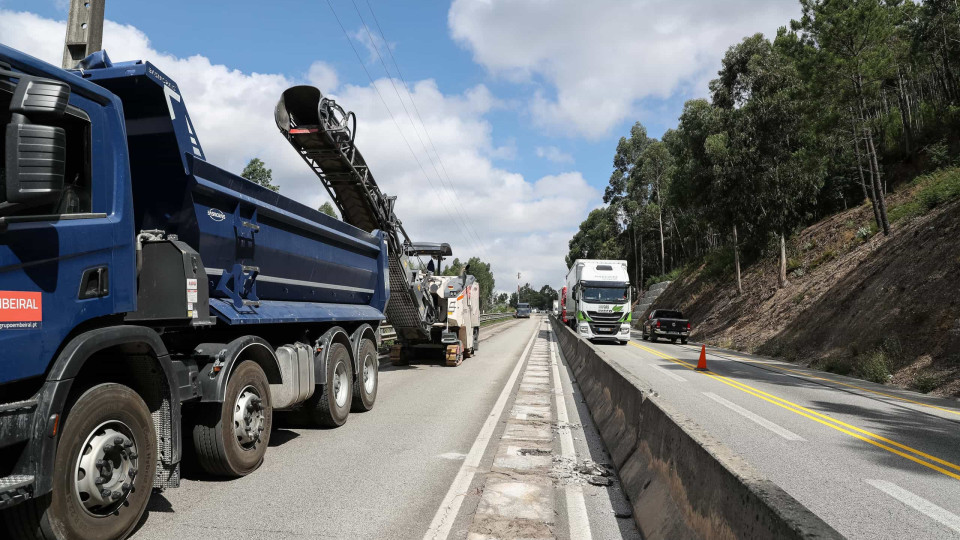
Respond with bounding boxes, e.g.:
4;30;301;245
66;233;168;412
587;311;623;323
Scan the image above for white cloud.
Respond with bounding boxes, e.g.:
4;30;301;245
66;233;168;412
535;145;574;164
306;61;338;93
0;9;595;290
449;0;799;138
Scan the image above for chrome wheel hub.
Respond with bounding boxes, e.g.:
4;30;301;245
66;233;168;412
233;385;264;449
74;421;138;516
334;361;348;407
363;353;376;394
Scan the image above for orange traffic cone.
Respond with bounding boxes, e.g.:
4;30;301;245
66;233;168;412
695;345;708;371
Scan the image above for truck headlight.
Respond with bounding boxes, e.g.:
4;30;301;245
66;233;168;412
620;324;630;334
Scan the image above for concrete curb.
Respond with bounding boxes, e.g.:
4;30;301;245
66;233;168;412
549;316;843;540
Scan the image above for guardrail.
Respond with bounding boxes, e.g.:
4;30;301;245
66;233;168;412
379;312;517;341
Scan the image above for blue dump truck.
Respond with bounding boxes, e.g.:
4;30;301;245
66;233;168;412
0;44;390;539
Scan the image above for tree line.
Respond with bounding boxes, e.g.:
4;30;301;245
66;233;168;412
568;0;960;292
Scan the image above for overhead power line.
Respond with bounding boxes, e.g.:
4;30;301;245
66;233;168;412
356;0;491;257
324;0;485;256
351;1;488;257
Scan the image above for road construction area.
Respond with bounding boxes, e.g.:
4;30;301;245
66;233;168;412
130;317;638;540
591;330;960;540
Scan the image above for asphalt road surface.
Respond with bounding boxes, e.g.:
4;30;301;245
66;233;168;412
591;331;960;540
130;316;639;540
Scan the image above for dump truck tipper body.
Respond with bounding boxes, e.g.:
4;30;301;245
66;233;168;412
0;44;388;539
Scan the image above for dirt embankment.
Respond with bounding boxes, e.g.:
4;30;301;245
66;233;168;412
649;193;960;397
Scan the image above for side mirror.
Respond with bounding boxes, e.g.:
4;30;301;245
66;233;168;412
4;123;66;204
4;76;70;205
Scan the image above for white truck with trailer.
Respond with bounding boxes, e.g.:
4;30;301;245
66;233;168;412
564;260;632;345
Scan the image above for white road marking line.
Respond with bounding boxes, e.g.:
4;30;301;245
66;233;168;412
424;321;541;540
866;479;960;534
702;392;805;441
651;363;687;382
549;330;593;540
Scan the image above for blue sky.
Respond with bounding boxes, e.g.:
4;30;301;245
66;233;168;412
0;0;800;290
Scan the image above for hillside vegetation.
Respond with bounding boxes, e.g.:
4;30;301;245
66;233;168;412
650;167;960;396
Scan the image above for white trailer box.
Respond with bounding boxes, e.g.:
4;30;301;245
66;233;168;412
564;260;631;344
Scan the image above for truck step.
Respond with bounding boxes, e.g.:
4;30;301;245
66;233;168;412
0;475;35;510
0;399;37;414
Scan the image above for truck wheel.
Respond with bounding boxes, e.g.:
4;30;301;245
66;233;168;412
194;360;272;477
650;334;658;343
681;338;688;345
3;383;157;540
304;342;353;428
473;328;480;353
352;338;378;412
671;338;677;345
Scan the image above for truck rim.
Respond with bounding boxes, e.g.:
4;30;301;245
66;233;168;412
233;385;264;449
334;361;349;407
73;420;139;517
363;352;376;394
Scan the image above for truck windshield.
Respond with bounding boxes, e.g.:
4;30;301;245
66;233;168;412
517;303;530;309
582;287;628;303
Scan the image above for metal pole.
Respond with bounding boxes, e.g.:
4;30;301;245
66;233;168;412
62;0;106;69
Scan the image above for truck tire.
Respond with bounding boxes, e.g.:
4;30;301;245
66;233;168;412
473;328;480;353
304;342;353;428
671;338;677;345
650;333;658;343
681;338;688;345
352;338;378;412
193;360;272;477
3;383;157;540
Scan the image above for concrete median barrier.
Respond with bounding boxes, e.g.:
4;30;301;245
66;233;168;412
549;316;842;540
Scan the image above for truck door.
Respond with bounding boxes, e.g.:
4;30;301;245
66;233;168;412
0;73;133;383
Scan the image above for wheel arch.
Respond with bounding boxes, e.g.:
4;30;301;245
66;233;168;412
196;336;282;403
349;324;378;375
30;325;181;496
314;327;354;380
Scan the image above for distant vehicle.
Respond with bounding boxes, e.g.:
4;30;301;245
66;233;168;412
565;260;631;344
552;299;559;315
641;309;690;344
516;303;532;318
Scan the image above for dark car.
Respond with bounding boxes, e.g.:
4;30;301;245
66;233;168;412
641;309;690;344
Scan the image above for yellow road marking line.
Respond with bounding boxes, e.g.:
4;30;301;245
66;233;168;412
721;353;960;417
629;341;960;481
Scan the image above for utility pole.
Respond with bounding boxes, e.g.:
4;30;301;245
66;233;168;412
516;272;521;305
62;0;106;69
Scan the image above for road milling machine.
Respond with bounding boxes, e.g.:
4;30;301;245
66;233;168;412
275;86;480;366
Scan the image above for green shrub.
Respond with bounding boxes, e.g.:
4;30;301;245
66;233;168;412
856;350;891;384
786;257;803;272
815;357;853;376
792;291;806;304
911;373;944;394
701;247;735;282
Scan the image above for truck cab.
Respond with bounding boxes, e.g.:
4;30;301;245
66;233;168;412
566;260;632;344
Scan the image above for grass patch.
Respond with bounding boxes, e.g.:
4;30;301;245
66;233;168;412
887;167;960;224
791;291;806;305
809;249;836;270
645;267;683;288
